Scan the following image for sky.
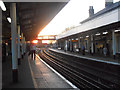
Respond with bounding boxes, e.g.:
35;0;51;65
38;0;120;36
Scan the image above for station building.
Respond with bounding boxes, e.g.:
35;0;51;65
56;0;120;59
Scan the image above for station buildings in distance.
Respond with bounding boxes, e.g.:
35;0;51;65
56;0;120;59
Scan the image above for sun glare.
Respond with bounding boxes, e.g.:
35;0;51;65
38;0;120;36
32;40;38;44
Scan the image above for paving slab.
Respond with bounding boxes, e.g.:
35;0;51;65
2;54;34;89
28;54;75;89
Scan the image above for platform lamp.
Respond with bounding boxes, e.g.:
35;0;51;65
7;17;11;23
0;0;6;11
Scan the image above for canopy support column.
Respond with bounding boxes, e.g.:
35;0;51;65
91;35;94;55
17;25;21;65
112;30;116;59
21;33;24;59
10;3;18;83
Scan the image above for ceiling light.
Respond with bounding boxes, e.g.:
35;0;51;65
7;17;11;23
103;32;108;34
115;30;120;32
95;33;100;36
0;0;6;11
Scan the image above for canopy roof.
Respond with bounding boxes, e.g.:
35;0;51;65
2;2;68;41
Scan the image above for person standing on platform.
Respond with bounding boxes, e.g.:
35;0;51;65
90;46;91;54
103;46;107;56
32;45;36;60
64;44;67;52
30;44;36;60
82;45;85;55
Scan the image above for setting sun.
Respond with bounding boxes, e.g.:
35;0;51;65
32;40;38;44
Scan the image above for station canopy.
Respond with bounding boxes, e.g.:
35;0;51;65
2;1;68;41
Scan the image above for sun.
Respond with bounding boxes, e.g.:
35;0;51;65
32;40;38;44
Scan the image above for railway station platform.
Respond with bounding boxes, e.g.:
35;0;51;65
2;54;34;88
2;53;77;89
49;48;120;65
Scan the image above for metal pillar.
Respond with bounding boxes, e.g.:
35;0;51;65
10;3;18;83
112;30;116;59
56;41;58;48
23;37;26;54
64;40;67;51
70;39;72;52
17;25;21;65
21;33;24;58
91;35;94;55
88;37;91;53
25;40;26;54
0;6;2;90
78;38;81;52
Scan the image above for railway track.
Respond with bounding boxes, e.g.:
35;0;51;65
38;48;120;89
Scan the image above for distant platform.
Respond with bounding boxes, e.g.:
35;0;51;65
49;48;120;66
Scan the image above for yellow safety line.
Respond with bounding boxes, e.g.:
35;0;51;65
28;55;38;88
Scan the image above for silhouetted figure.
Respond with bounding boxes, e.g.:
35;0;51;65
30;45;36;60
82;45;85;55
90;47;91;54
103;47;107;56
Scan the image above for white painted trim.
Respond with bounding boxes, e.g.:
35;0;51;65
28;56;38;88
